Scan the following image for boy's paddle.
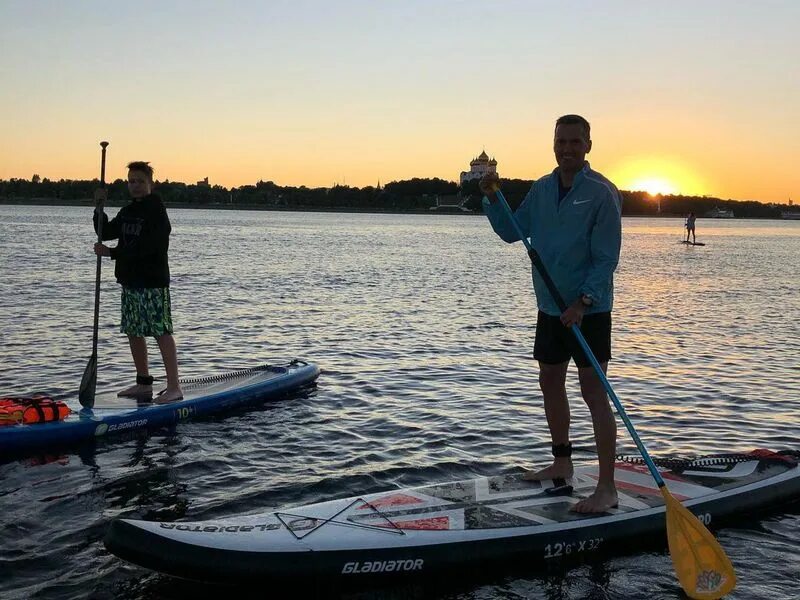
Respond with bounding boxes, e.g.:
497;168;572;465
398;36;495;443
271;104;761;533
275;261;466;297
79;141;109;409
492;189;735;599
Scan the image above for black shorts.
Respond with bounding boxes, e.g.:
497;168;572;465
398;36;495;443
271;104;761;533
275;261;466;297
533;311;612;368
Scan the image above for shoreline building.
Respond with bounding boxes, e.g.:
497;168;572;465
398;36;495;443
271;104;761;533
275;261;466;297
782;197;800;220
460;150;497;185
706;206;735;218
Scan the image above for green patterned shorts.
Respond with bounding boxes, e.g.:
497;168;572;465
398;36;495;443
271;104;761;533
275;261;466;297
120;287;174;338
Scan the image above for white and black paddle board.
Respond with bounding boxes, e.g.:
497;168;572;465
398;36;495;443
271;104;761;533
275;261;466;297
104;449;800;583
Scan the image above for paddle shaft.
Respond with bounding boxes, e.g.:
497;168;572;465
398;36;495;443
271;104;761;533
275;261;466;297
493;190;666;488
90;142;109;355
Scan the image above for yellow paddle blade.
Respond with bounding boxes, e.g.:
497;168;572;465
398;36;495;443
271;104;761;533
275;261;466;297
661;488;737;599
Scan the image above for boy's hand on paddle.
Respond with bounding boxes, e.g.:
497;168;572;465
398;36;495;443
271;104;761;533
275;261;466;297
479;173;500;198
94;188;107;208
94;243;111;257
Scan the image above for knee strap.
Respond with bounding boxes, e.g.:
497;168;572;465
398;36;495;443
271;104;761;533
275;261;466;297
136;374;154;385
552;442;572;458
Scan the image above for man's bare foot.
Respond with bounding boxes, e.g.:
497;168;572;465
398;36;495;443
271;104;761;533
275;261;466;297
571;484;618;513
155;387;184;404
522;458;574;481
117;383;153;397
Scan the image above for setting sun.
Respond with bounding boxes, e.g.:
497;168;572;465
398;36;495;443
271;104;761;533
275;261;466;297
629;177;677;197
609;157;708;197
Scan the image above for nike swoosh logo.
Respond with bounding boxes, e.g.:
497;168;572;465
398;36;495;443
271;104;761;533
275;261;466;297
573;198;593;205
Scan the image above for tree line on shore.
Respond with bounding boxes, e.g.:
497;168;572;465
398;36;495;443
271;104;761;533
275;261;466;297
0;175;791;218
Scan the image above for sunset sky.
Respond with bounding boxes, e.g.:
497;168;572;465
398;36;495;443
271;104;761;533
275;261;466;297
2;1;798;202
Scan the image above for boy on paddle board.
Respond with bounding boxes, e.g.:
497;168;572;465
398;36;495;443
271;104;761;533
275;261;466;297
93;162;183;403
479;115;622;513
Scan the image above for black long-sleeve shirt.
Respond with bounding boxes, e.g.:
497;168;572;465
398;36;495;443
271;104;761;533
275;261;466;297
93;194;171;288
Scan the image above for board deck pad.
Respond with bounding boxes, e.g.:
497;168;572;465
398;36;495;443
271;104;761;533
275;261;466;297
91;368;290;410
344;457;786;530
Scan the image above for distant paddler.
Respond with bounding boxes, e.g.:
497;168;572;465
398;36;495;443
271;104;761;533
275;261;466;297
685;211;697;244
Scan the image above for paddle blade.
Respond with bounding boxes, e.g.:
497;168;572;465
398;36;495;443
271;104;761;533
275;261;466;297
662;488;736;599
79;354;97;409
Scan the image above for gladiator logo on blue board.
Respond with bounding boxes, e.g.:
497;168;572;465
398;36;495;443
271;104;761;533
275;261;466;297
342;559;424;574
94;419;149;436
109;419;148;432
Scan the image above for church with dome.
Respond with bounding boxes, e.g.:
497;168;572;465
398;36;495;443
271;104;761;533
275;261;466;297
460;150;497;185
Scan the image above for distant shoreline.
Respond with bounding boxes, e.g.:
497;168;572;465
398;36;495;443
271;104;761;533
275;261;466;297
0;197;794;220
0;197;458;216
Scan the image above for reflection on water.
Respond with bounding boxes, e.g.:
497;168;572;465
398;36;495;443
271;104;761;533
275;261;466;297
0;207;798;599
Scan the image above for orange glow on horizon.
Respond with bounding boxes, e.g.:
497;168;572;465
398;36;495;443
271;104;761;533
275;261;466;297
629;177;677;197
608;157;708;198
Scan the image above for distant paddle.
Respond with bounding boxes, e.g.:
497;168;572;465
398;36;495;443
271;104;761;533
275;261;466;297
79;141;109;409
493;189;735;599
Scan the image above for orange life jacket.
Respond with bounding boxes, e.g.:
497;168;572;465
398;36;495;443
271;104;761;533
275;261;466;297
0;395;71;426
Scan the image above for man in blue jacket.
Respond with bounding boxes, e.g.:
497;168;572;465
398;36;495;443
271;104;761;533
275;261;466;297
480;114;622;513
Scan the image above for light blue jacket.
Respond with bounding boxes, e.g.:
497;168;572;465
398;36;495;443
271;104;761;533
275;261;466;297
483;163;622;317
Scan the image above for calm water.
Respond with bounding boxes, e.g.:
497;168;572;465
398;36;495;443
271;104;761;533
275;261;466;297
1;206;798;600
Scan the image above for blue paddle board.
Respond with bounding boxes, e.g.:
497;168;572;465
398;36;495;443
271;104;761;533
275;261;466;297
0;359;319;454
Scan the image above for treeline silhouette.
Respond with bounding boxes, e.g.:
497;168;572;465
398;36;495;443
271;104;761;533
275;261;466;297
0;176;791;218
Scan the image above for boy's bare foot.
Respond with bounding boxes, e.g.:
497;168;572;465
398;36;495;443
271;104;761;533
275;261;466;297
571;484;618;513
155;387;184;404
117;383;153;397
522;458;574;481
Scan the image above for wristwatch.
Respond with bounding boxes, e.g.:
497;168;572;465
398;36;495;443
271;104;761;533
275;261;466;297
580;294;594;307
